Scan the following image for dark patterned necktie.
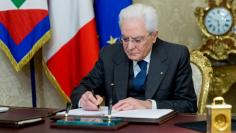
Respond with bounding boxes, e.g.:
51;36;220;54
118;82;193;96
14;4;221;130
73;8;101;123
132;60;147;91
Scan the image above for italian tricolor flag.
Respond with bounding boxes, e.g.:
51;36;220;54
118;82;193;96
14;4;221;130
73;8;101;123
43;0;99;101
0;0;50;71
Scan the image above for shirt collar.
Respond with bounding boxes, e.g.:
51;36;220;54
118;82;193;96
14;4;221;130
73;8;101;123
133;50;152;65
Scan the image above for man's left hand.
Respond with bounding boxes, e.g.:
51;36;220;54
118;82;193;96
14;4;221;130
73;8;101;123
112;97;152;111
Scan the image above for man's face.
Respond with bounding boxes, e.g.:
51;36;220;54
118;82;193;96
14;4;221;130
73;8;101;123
120;18;157;61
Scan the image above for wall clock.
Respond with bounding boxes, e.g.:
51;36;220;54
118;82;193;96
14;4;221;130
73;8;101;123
195;0;236;60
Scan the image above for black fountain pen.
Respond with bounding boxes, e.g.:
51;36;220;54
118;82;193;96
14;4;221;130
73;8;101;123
90;88;100;109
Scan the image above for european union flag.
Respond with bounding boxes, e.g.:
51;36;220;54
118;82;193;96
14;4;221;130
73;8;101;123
94;0;132;48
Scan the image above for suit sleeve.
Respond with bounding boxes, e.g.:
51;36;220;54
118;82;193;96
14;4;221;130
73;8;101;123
156;46;198;113
70;48;106;109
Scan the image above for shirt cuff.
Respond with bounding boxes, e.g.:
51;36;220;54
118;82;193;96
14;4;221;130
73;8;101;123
148;99;157;109
78;99;82;108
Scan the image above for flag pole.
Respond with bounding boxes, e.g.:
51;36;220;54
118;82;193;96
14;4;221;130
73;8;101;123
30;58;37;107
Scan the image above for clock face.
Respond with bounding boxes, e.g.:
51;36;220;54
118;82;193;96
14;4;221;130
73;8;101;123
204;7;233;35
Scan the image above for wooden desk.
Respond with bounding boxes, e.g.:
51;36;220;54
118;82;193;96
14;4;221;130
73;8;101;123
1;113;229;133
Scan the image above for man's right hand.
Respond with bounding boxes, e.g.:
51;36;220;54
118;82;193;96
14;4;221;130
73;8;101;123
79;91;103;111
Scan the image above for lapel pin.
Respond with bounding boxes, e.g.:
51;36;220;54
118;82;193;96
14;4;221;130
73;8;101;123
160;72;164;75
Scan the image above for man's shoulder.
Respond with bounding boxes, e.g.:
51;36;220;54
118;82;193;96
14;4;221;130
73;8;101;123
158;38;187;50
156;38;189;58
100;43;123;53
102;42;122;49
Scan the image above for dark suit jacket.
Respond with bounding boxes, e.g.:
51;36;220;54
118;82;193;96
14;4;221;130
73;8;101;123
71;38;197;113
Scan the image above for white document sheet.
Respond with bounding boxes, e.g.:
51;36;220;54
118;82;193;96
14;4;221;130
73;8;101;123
57;106;174;119
110;109;173;119
57;106;108;116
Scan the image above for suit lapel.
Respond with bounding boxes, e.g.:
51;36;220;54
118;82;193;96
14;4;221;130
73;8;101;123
113;49;129;101
145;42;169;99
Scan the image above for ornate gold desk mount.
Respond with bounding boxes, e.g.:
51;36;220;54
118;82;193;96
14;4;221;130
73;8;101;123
206;96;232;133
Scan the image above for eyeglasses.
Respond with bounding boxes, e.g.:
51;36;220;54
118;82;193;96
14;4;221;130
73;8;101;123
120;33;152;45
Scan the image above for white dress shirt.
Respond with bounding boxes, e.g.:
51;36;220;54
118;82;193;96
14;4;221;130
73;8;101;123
132;50;157;109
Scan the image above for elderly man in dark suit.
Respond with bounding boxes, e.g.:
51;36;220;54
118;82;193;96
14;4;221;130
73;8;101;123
71;3;197;113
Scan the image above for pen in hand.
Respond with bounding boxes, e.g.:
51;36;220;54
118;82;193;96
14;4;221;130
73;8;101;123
90;88;101;109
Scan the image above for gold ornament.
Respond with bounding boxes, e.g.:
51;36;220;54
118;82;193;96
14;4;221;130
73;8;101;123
206;96;232;133
194;0;236;60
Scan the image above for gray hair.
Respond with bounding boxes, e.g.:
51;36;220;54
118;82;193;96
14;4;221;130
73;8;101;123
119;3;158;33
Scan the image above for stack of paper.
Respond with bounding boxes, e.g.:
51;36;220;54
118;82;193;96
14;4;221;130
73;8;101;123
57;106;175;123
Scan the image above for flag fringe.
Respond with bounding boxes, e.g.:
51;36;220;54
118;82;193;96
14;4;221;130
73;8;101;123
42;60;71;103
0;30;51;71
